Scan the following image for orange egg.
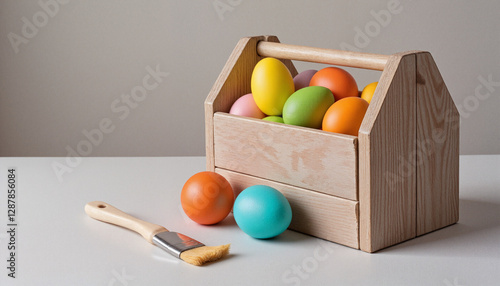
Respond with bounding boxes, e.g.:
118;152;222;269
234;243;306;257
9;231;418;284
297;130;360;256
322;97;369;136
309;67;358;101
181;171;234;225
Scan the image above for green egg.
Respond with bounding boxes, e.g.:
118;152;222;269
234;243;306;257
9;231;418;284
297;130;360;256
262;116;284;123
282;86;335;128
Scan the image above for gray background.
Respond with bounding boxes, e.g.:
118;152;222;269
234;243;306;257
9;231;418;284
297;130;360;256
1;0;499;157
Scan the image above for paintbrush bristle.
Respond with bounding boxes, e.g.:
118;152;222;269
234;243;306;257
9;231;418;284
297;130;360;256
180;244;230;266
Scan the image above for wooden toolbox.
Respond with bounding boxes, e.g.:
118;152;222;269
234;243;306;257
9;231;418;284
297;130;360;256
205;35;459;252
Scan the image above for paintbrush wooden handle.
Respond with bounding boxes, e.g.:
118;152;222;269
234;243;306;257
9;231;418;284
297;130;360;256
85;201;168;244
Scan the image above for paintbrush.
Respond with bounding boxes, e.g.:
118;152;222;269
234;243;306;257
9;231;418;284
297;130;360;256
85;201;230;266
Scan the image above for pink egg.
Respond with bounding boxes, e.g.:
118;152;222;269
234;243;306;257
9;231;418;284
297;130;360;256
229;93;266;118
293;69;318;91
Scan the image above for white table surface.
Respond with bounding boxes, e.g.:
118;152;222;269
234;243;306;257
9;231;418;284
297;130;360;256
0;155;498;286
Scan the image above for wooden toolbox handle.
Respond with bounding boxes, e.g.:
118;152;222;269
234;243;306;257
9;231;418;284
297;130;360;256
257;41;389;71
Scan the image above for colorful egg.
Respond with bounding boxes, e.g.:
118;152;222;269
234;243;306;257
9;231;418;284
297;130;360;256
282;86;334;129
233;185;292;239
293;69;317;91
309;67;358;101
322;97;369;136
180;172;234;225
262;116;284;123
361;82;378;104
229;93;266;119
251;58;295;116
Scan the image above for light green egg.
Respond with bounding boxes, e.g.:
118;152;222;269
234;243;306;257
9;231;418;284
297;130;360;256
282;86;335;129
262;116;284;123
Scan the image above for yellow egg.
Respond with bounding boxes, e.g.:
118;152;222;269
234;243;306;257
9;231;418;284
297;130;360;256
251;58;295;115
360;82;378;104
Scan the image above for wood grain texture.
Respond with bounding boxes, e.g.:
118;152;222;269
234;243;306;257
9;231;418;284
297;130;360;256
205;36;298;172
214;112;358;200
257;41;389;71
216;168;359;249
205;36;265;171
415;52;460;235
358;53;417;252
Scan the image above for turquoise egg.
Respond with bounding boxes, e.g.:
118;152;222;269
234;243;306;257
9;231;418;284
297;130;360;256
233;185;292;239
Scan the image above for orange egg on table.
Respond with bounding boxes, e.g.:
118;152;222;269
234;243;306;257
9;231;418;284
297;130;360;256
322;97;369;136
309;67;358;101
181;171;234;225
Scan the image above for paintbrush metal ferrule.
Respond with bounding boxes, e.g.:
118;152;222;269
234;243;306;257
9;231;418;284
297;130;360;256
152;231;205;258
